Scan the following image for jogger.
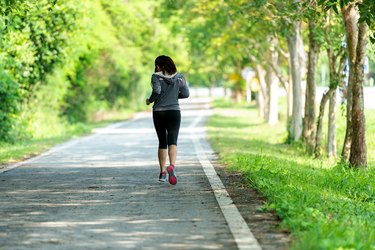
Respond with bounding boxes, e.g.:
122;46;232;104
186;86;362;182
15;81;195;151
146;55;189;185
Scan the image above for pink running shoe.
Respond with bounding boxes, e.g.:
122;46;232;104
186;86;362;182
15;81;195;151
167;165;177;185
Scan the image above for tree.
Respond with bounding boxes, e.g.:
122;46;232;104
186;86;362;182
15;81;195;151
316;0;374;168
265;37;280;125
314;11;346;158
302;1;323;153
347;14;368;168
286;20;305;142
267;0;307;141
341;1;371;169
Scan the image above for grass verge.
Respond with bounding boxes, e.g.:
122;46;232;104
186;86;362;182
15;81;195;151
207;99;375;250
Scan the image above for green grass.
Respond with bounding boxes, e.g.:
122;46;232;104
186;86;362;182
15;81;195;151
0;110;134;166
207;99;375;250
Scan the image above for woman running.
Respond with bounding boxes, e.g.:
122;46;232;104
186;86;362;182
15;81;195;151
146;55;190;185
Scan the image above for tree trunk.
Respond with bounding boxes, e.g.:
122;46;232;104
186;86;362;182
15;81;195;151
266;40;279;125
315;40;345;158
287;75;293;141
265;67;279;124
288;75;293;122
287;21;304;141
255;64;267;120
315;89;333;157
268;72;279;125
269;41;289;126
349;21;368;169
341;3;357;161
303;19;320;153
327;89;337;157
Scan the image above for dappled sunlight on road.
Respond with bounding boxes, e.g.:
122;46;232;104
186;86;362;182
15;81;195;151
0;98;239;249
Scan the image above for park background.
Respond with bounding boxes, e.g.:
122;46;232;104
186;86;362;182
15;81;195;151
1;0;374;249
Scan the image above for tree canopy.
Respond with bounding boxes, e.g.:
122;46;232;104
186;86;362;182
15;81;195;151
1;0;374;168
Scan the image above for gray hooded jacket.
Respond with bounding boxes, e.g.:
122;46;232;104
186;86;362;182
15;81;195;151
148;72;190;111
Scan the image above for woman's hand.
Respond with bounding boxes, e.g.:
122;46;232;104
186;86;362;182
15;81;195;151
146;99;150;105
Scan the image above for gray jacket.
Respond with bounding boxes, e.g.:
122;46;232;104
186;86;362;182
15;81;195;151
148;72;190;111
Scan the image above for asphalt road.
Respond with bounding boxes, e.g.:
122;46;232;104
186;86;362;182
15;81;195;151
0;98;260;250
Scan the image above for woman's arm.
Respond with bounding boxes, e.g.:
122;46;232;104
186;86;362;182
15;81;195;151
148;74;161;103
178;75;189;99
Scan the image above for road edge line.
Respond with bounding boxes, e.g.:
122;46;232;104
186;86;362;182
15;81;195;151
190;114;262;250
0;136;91;174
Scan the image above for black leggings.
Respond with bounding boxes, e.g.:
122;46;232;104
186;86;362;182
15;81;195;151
153;110;181;149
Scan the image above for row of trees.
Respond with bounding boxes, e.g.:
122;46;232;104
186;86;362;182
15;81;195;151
1;0;373;168
158;0;374;169
0;0;187;141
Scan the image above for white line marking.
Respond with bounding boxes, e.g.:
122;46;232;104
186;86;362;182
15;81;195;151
0;137;92;174
190;113;262;250
1;114;148;174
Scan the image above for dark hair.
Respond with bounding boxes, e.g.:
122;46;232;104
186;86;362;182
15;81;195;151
155;55;177;75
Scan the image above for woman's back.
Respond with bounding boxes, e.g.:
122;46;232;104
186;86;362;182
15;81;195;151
150;72;189;111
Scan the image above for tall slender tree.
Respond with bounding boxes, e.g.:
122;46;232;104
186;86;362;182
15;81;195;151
341;2;369;168
314;10;346;158
286;20;305;141
303;17;321;153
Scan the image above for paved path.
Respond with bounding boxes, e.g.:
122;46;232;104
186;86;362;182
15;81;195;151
0;99;260;250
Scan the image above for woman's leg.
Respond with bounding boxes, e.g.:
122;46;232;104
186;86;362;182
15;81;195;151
164;110;181;185
168;145;177;166
153;111;168;172
158;149;167;172
166;110;181;166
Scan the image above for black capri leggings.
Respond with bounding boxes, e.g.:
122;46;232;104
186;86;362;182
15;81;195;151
153;110;181;149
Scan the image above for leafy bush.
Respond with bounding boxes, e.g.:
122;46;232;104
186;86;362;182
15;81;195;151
0;69;20;141
0;0;80;140
0;0;176;141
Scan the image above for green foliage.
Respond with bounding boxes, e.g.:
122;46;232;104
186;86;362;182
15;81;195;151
318;0;375;43
1;0;180;141
58;0;147;123
63;55;94;123
1;0;78;93
358;0;375;43
0;69;20;141
0;0;80;139
208;100;375;249
158;0;243;87
157;0;373;91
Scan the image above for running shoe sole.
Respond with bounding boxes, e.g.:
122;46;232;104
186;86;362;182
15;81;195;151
167;165;177;185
